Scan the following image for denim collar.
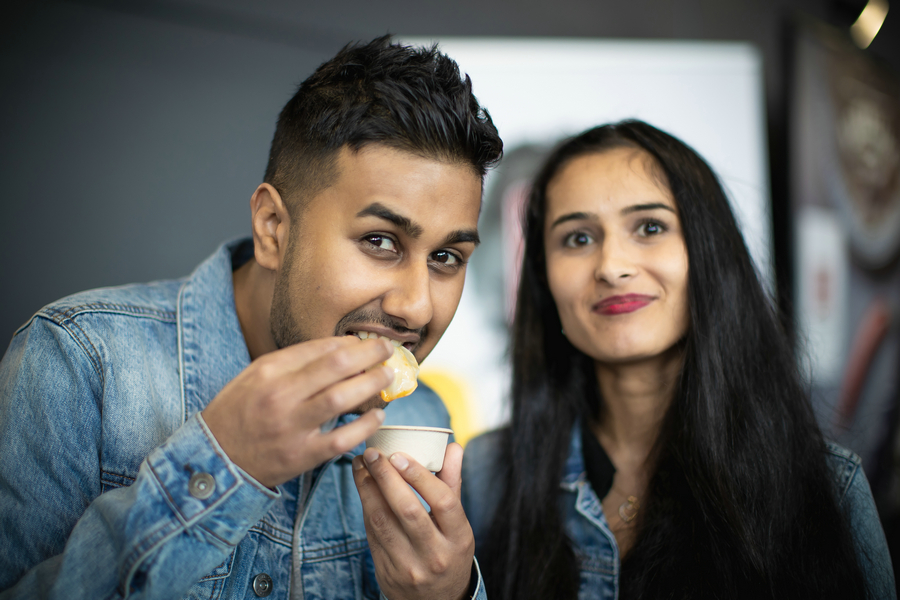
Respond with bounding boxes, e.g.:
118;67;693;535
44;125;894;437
177;238;252;422
562;420;618;564
561;420;589;489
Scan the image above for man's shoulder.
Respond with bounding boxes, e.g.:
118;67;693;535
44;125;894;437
21;278;185;335
383;383;452;428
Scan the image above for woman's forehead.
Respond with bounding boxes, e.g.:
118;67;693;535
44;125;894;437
544;148;675;215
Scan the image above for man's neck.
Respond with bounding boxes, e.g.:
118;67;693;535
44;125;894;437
232;259;277;360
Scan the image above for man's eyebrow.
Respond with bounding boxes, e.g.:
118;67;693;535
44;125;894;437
356;202;424;238
621;202;677;215
443;229;480;247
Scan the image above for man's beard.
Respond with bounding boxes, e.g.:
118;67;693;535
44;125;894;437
269;251;427;414
269;238;306;349
270;278;428;351
269;253;306;350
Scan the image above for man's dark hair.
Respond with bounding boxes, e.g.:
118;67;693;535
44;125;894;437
264;35;503;212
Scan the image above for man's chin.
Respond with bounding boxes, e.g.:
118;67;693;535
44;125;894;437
349;394;389;416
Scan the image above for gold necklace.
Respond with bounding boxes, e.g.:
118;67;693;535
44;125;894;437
617;493;640;524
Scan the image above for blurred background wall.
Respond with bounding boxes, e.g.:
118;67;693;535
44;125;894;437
2;0;897;345
1;0;899;570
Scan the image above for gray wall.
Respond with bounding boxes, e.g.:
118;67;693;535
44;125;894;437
1;0;898;343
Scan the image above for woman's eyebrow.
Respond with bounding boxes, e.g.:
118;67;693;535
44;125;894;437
549;211;594;229
621;202;676;215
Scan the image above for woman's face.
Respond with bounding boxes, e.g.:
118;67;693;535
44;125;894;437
543;147;689;365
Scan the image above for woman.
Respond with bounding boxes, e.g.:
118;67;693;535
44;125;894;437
461;120;895;599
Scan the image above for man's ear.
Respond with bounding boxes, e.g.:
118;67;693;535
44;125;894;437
250;183;290;271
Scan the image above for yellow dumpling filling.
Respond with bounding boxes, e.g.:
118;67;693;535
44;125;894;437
380;344;419;402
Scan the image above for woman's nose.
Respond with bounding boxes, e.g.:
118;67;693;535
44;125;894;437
594;237;637;284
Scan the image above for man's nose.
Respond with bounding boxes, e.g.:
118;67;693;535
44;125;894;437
595;235;637;284
381;260;434;330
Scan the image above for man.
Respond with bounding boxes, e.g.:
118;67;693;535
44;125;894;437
0;36;502;599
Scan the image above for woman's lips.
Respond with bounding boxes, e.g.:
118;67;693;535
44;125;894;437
593;294;655;315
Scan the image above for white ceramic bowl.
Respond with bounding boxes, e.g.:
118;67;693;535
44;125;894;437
365;426;454;472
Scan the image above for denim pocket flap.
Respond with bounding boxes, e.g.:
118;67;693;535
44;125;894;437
199;549;236;581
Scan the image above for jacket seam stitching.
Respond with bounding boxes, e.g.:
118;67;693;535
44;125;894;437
247;526;293;548
44;302;176;322
838;460;859;503
65;318;106;388
29;314;105;389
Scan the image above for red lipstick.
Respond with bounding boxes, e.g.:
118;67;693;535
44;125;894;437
593;294;654;315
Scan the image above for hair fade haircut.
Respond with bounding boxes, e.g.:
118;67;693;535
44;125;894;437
263;35;503;212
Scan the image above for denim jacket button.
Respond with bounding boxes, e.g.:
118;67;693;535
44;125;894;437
252;573;273;597
188;472;216;499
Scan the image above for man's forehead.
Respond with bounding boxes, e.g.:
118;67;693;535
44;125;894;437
323;144;480;210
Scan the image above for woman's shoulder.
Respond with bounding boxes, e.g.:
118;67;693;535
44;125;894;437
823;442;864;504
464;428;505;460
824;442;897;599
461;428;509;543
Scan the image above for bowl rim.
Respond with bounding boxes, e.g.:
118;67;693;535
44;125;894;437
375;426;454;434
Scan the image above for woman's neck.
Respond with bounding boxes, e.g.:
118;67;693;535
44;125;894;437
592;348;683;472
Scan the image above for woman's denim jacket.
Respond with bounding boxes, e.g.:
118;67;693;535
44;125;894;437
462;427;897;600
0;240;486;600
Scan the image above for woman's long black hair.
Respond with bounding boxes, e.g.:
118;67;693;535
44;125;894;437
481;120;868;599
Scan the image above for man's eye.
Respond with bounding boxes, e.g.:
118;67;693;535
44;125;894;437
364;235;397;252
563;231;593;248
431;250;462;266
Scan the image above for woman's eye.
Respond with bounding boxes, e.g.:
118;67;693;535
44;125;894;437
563;231;593;248
637;220;666;237
431;250;462;266
364;235;396;252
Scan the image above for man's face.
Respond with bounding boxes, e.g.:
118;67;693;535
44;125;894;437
270;144;482;411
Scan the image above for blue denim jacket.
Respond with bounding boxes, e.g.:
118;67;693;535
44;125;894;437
0;239;486;600
462;427;897;600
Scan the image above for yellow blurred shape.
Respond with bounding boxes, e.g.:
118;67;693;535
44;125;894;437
851;0;889;49
419;368;481;448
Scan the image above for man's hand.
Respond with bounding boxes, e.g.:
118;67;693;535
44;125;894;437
353;443;475;600
202;336;394;488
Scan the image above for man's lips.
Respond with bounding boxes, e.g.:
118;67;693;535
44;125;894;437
593;294;655;315
344;326;420;351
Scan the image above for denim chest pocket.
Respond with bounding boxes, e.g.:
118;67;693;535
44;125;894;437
98;474;238;599
182;550;236;600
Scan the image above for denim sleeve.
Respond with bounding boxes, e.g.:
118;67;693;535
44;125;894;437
836;456;898;600
0;317;278;599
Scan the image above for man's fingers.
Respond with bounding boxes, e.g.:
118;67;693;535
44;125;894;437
264;337;393;415
269;335;359;370
360;449;440;540
299;364;393;424
353;454;412;554
373;449;468;541
315;408;386;458
435;442;463;498
288;337;393;398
